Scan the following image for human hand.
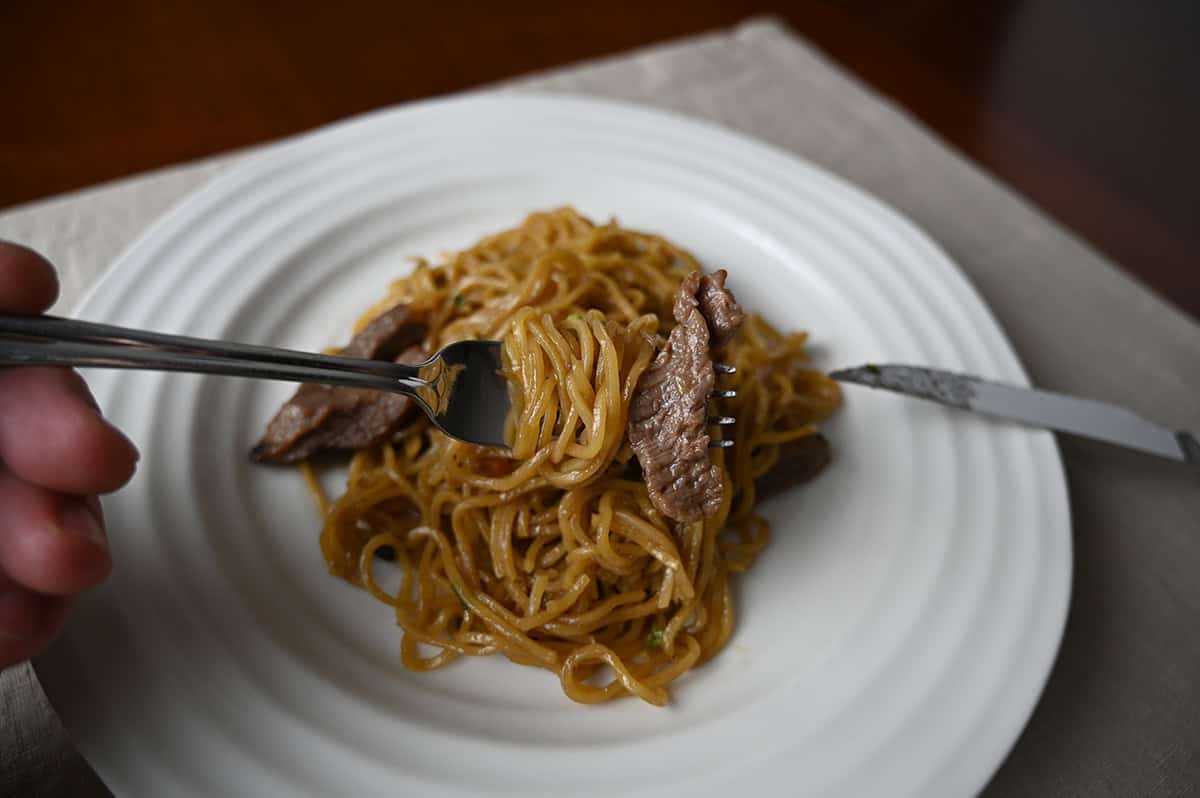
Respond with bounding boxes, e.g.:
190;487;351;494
0;243;139;668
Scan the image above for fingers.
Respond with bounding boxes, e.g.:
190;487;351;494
0;571;72;668
0;466;112;596
0;367;138;495
0;243;122;668
0;242;59;314
0;244;138;496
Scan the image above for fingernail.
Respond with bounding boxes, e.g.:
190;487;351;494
58;501;108;548
0;591;40;641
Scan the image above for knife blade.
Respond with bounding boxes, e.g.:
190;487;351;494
829;364;1198;464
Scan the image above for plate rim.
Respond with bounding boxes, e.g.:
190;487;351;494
39;91;1073;798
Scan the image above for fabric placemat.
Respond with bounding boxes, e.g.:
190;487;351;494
2;17;1197;798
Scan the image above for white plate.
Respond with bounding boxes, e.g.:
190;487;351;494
35;95;1070;797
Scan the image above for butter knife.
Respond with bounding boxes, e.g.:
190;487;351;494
829;364;1199;464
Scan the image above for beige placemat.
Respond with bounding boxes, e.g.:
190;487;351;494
2;17;1197;798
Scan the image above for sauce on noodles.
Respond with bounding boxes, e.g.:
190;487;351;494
296;208;840;705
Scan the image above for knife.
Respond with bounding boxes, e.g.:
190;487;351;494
829;364;1198;464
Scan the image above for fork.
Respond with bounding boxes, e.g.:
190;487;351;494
0;314;511;447
709;364;738;448
0;314;738;450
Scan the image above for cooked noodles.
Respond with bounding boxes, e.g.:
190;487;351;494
301;208;840;705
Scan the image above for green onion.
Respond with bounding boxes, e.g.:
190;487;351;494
644;625;665;649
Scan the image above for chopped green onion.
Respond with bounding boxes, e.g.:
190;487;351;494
644;625;665;649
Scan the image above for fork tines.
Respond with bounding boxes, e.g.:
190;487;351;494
709;362;736;448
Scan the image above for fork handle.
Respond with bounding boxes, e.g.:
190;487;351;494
0;314;426;394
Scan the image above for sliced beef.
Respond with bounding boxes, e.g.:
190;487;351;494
754;433;831;502
335;305;426;361
250;305;427;464
695;270;745;348
628;270;744;522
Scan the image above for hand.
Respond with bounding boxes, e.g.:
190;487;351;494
0;243;139;669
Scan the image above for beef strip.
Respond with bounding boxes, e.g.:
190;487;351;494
695;269;745;348
337;304;426;361
627;270;744;521
250;305;427;464
754;433;832;502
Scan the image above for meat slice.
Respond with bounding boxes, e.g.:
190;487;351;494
628;270;744;521
754;433;831;502
250;305;427;464
338;305;425;361
695;270;745;349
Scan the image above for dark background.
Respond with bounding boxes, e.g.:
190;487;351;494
2;1;1197;318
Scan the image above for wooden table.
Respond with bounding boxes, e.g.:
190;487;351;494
3;0;1196;318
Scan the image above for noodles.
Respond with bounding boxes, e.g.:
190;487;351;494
306;208;841;704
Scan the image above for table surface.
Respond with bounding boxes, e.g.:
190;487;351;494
2;1;1198;320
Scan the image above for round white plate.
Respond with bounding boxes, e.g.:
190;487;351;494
35;95;1070;797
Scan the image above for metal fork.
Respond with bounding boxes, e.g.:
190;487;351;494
0;314;511;448
0;314;739;450
709;363;737;448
